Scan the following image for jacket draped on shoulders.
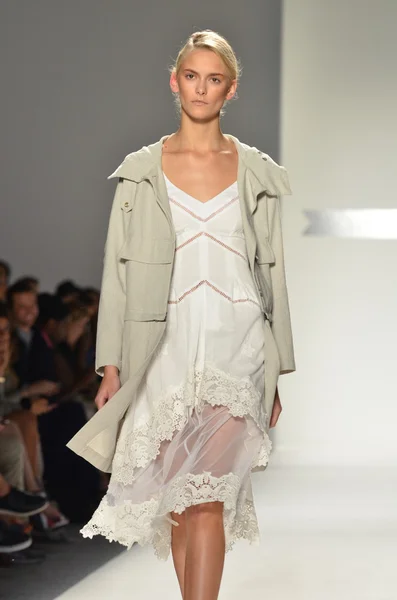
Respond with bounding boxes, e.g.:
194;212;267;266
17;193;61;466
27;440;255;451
66;133;295;472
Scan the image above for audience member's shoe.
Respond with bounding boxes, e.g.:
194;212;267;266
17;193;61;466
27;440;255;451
30;511;70;533
0;520;32;554
8;547;46;565
31;491;71;529
0;487;49;518
31;526;71;544
46;514;70;530
6;518;33;536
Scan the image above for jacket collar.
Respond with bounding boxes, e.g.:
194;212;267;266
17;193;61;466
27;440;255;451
108;134;291;198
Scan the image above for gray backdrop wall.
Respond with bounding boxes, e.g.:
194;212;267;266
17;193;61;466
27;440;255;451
1;0;281;291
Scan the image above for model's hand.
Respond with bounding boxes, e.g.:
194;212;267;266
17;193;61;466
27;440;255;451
95;370;120;410
269;386;282;428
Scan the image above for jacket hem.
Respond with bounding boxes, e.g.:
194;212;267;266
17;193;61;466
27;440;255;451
66;440;112;473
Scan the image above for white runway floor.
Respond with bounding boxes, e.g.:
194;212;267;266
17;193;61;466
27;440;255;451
56;463;397;600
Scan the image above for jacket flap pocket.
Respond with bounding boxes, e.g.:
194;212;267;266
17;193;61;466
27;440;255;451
120;199;133;213
118;237;174;264
115;179;137;213
255;239;275;264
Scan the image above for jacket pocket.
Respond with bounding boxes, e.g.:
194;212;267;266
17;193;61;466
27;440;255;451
254;239;275;320
118;237;174;321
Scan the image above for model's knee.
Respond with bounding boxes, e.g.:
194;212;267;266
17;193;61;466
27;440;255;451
171;510;186;528
186;500;224;520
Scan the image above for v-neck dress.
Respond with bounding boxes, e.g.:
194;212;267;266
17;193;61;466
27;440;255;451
80;174;273;560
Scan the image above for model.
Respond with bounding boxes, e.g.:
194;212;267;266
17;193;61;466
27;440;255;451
67;29;295;600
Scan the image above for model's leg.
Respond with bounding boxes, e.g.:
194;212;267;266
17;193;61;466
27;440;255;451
171;510;187;598
184;500;225;600
164;406;241;599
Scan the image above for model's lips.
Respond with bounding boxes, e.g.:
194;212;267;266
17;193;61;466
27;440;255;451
192;100;208;105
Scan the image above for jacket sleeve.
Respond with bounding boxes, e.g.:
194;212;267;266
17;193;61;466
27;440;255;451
267;192;296;375
95;179;130;377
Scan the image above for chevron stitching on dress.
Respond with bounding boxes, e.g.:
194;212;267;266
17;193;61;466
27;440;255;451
175;231;247;261
169;195;239;222
168;279;260;307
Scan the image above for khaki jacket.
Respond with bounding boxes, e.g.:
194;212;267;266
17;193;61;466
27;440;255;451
66;134;296;472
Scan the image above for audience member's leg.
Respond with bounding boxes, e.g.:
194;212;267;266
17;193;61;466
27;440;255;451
0;474;11;497
38;399;101;521
7;410;41;483
0;422;25;490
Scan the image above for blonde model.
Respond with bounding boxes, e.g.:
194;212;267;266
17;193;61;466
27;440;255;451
67;29;295;600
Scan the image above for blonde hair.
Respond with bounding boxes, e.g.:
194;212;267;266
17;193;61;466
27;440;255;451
169;30;242;116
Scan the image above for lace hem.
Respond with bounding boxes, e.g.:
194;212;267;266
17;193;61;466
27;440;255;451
80;471;260;561
112;362;271;485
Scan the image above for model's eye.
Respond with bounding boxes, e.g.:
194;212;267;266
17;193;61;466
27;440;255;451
185;73;195;80
212;78;221;84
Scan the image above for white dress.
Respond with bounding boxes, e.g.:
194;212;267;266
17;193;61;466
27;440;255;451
80;174;273;560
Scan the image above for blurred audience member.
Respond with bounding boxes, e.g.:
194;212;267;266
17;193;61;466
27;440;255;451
76;288;99;370
0;302;52;484
0;260;11;304
13;276;40;294
54;305;99;416
55;280;80;306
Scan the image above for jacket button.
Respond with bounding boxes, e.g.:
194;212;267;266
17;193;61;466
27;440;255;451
124;202;129;207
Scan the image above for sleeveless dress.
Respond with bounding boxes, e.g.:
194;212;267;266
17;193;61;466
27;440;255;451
80;174;273;560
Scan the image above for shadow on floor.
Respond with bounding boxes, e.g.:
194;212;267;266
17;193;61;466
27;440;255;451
0;524;125;600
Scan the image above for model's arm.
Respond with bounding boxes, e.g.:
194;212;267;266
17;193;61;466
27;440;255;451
267;194;296;375
95;179;128;377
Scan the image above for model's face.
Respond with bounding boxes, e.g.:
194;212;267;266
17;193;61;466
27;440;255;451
11;292;39;329
170;49;237;120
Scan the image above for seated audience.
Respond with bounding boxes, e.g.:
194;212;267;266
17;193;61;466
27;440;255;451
0;260;104;569
6;282;102;523
0;303;69;531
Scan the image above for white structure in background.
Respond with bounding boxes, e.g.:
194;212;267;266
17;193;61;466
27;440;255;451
276;0;397;466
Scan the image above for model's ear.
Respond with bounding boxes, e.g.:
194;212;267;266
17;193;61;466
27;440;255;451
170;71;179;94
226;79;238;100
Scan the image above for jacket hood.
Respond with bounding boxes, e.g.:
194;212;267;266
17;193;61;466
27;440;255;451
107;134;292;197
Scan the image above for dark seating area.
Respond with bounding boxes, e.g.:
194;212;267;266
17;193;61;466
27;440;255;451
0;259;112;572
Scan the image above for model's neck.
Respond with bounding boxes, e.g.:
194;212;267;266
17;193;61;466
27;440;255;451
170;119;228;153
